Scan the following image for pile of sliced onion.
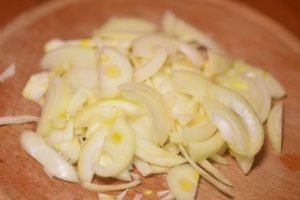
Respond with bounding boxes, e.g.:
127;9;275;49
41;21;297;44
17;11;286;200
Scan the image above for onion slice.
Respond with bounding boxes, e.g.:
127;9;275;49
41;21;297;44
0;115;39;126
20;130;79;182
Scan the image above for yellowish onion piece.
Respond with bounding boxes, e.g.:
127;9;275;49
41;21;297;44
167;164;200;200
116;170;132;182
82;180;141;192
203;50;232;76
132;34;178;58
133;157;152;177
244;72;271;123
20;130;79;182
198;159;232;186
149;164;170;174
181;117;217;143
171;70;212;100
67;89;89;115
161;11;177;35
22;72;49;103
209;154;228;165
54;136;81;164
208;84;264;157
77;129;107;183
94;17;157;40
187;132;225;161
37;76;72;137
93;118;135;177
74;98;141;128
179;145;233;196
135;137;186;167
266;102;284;153
98;193;115;200
134;47;168;82
230;150;254;174
46;119;74;145
0;115;39;126
98;46;133;98
41;46;97;70
163;11;224;54
263;73;286;99
202;97;250;156
120;82;174;145
178;43;204;67
0;62;15;82
133;193;143;200
64;67;99;91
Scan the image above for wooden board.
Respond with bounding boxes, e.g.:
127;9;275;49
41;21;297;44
0;0;300;199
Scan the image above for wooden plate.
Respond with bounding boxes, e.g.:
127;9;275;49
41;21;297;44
0;0;300;199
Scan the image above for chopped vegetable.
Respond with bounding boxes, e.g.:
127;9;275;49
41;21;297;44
267;102;284;153
0;63;15;82
17;10;286;199
0;115;39;126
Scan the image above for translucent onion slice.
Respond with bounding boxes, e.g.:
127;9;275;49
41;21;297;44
178;43;204;67
41;46;97;69
94;17;157;40
266;102;283;153
74;99;141;128
244;72;271;123
135;137;186;167
171;70;211;100
134;47;168;82
82;180;141;192
46;119;74;145
132;34;178;57
150;164;170;174
120;83;174;145
168;12;224;54
202;97;250;156
187;132;225;161
0;63;15;82
64;67;98;91
78;129;107;183
264;74;286;98
167;164;199;200
93;118;135;177
198;159;231;186
208;84;264;157
0;115;39;126
22;72;49;103
116;170;132;182
133;157;152;177
37;76;72;137
204;50;231;76
20;130;79;182
209;154;228;165
54;137;81;164
98;46;133;98
179;145;233;196
181;117;217;143
230;151;254;174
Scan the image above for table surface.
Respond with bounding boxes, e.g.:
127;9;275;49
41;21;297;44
1;0;300;39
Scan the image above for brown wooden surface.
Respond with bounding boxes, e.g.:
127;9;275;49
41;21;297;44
1;0;300;39
0;0;300;199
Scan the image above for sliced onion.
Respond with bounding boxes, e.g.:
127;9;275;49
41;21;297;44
134;47;168;82
0;62;15;82
266;102;283;153
0;115;39;126
20;130;79;182
82;180;141;192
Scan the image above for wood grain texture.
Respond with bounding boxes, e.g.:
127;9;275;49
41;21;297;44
0;0;300;199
